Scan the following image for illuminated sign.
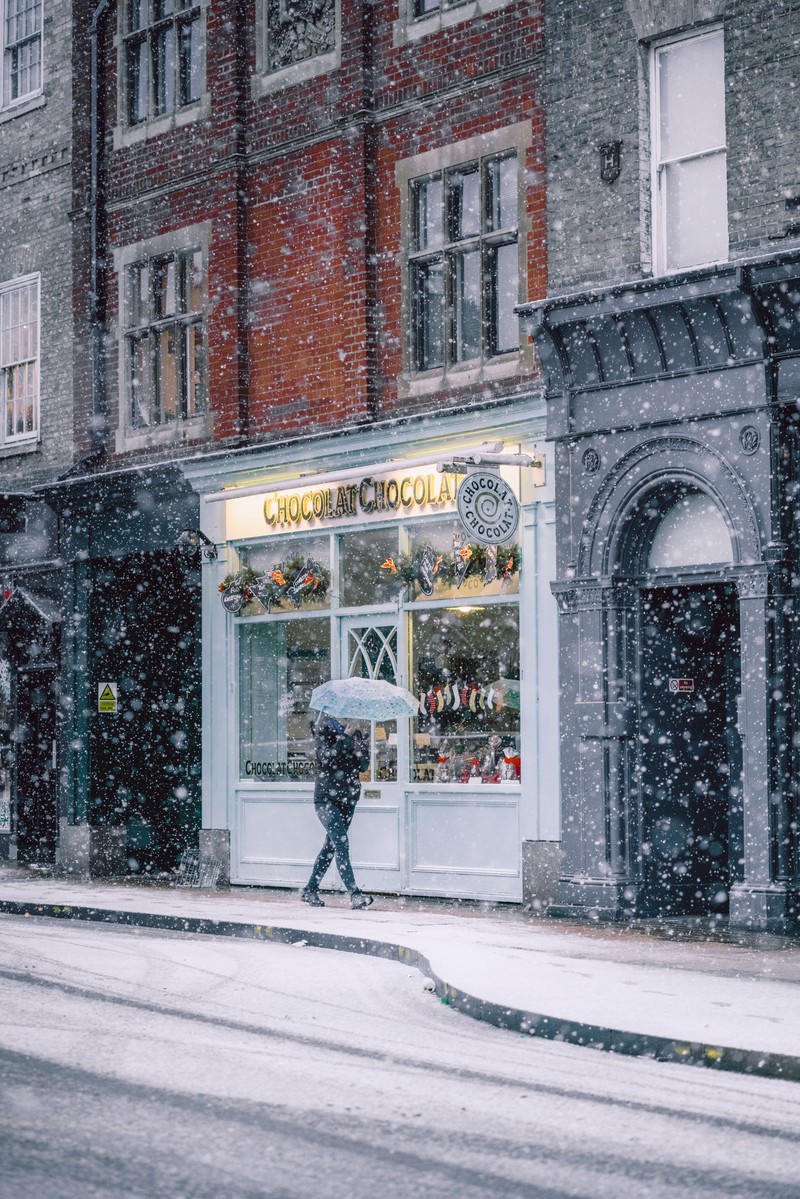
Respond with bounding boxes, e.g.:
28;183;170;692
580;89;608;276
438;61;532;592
261;471;458;531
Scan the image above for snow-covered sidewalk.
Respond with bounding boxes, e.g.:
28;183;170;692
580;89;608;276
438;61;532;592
1;864;799;1077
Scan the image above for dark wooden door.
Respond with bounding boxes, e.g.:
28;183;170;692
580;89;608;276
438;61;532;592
15;665;58;864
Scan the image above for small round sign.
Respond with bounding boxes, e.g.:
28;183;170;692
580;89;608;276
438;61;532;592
457;470;520;546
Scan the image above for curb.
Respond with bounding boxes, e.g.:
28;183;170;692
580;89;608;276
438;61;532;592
2;897;799;1085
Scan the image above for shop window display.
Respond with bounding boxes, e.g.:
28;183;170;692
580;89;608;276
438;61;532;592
340;528;400;608
408;518;519;602
411;604;520;783
239;618;330;780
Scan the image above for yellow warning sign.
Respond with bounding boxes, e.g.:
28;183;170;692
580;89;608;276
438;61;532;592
98;682;118;713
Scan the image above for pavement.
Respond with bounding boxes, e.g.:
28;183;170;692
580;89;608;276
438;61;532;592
2;862;800;1083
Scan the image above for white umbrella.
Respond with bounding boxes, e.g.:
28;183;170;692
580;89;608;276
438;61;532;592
310;678;419;720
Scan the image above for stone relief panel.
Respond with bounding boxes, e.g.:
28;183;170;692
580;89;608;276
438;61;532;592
267;0;336;71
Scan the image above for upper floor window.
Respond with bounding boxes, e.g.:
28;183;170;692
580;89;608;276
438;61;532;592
409;151;519;372
2;0;42;108
124;0;202;125
1;276;39;448
652;27;728;274
124;248;205;429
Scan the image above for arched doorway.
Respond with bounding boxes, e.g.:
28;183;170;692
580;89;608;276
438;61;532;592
630;486;742;917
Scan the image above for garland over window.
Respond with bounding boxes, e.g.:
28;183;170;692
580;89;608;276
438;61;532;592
219;557;330;615
379;542;519;595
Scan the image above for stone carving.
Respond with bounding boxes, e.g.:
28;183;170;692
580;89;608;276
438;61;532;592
739;425;761;455
735;570;769;600
582;447;601;474
267;0;336;72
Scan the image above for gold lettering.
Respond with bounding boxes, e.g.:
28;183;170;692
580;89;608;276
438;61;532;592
334;487;348;518
288;495;301;523
359;478;375;513
264;497;277;527
277;495;288;525
312;491;325;519
374;479;385;511
413;475;427;505
301;493;313;521
426;475;436;504
400;478;414;507
385;479;400;509
437;475;453;504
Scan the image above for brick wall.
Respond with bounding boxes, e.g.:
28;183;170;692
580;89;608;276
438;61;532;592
78;0;546;470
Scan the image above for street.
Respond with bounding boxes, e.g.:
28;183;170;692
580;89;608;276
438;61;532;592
0;915;798;1199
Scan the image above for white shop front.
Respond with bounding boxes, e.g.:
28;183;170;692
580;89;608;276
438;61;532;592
189;414;559;901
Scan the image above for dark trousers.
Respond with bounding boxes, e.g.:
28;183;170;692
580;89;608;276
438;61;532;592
306;800;358;895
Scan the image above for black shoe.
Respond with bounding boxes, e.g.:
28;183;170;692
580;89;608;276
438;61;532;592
350;891;373;910
301;888;325;907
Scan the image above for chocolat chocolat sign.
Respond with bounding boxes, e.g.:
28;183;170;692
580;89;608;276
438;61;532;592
457;471;520;545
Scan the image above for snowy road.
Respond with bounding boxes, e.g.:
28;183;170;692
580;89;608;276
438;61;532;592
0;915;798;1199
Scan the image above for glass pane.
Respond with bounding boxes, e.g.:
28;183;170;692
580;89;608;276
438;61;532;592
243;536;331;613
658;32;725;161
128;0;147;32
127;262;150;328
412;259;444;370
345;625;399;784
153;0;175;18
411;605;521;784
413;0;439;13
184;249;203;313
664;152;728;271
129;334;152;427
447;165;480;241
239;619;330;781
178;14;201;105
127;38;149;123
453;248;481;362
408;518;520;602
492;241;519;354
412;177;443;252
184;322;203;416
340;527;400;607
152;23;176;116
154;257;176;317
156;326;178;421
486;153;517;233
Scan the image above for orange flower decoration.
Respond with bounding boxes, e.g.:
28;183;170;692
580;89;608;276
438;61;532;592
271;569;286;586
459;545;473;562
381;557;398;574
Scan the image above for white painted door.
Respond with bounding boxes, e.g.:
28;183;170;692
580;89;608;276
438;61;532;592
339;618;403;892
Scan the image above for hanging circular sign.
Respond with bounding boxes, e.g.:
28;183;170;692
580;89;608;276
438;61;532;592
457;470;520;546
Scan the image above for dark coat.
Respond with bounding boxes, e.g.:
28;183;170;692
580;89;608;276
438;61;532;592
313;717;370;809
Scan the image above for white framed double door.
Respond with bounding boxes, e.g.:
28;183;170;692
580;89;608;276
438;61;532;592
326;614;405;894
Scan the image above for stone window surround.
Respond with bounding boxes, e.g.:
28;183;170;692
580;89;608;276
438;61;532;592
0;271;40;452
644;20;728;279
113;222;212;454
0;0;44;114
252;0;341;99
395;122;533;400
393;0;517;48
112;0;210;151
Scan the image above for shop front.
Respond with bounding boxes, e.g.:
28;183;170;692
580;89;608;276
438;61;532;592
185;409;560;903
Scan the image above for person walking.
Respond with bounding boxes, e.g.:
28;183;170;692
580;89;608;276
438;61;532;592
301;715;374;909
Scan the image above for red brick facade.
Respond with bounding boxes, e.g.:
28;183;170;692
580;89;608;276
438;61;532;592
73;0;546;464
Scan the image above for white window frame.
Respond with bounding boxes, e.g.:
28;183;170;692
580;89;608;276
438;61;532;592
114;0;209;148
0;273;40;451
114;224;211;453
396;123;533;399
1;0;43;112
650;25;728;276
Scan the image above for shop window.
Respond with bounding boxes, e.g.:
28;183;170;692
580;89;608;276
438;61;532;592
239;618;330;781
408;518;519;602
652;28;728;273
411;604;520;784
340;528;400;608
124;247;205;430
409;151;519;371
2;0;42;109
0;275;39;449
124;0;202;126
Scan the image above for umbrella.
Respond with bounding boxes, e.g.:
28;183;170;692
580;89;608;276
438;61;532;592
310;678;419;720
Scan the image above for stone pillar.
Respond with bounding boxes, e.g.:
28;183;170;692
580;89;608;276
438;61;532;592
550;579;635;918
55;554;92;879
729;567;789;928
